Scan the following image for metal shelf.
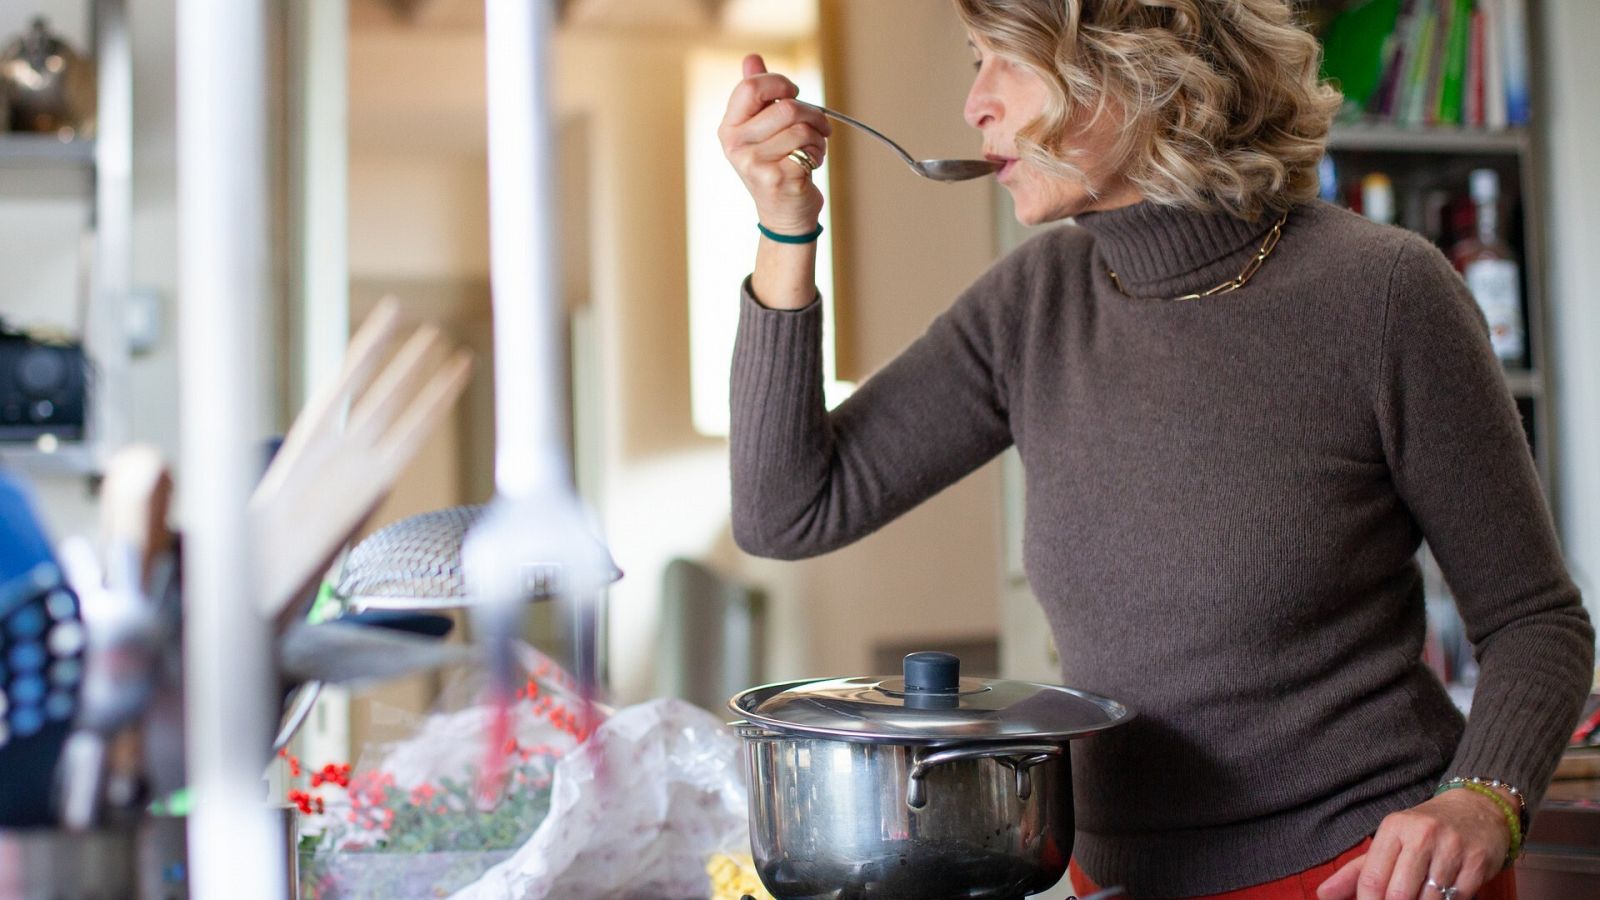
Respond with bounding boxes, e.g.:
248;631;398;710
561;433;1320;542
0;439;101;476
0;134;97;168
2;0;133;478
1327;123;1529;156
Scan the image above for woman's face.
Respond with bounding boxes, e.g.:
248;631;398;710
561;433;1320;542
963;37;1140;224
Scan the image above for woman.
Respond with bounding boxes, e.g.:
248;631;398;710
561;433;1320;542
717;1;1593;898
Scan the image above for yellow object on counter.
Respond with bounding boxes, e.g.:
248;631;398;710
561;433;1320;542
707;851;774;900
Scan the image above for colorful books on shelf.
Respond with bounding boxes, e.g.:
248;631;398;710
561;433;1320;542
1320;0;1530;129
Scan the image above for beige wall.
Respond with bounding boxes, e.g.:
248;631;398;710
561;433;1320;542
718;0;1006;683
573;0;1008;697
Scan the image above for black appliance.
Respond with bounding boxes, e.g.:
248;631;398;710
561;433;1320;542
0;325;88;442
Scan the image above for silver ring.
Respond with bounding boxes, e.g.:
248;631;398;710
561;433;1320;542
786;148;818;173
1426;877;1458;899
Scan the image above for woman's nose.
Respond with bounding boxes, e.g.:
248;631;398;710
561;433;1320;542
964;69;999;130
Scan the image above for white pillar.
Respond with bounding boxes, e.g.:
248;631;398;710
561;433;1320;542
1544;0;1600;627
484;0;569;499
177;0;283;895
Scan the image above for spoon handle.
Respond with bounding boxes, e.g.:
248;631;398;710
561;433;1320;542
792;100;919;169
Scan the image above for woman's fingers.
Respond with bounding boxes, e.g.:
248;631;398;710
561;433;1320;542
1447;845;1495;900
723;68;800;127
1315;854;1365;900
722;53;831;141
1385;841;1433;900
1424;831;1465;899
1355;825;1404;900
751;124;827;165
736;97;832;146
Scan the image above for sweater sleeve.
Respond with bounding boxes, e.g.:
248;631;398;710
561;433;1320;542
729;272;1015;560
1376;236;1594;808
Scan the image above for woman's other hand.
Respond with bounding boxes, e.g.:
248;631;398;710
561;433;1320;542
718;54;831;236
1316;789;1512;900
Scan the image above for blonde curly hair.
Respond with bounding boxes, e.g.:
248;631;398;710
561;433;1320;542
952;0;1341;221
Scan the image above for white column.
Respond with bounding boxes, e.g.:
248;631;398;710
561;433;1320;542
90;0;132;462
1544;0;1600;627
484;0;568;499
177;0;283;896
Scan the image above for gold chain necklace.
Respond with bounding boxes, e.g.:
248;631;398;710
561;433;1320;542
1105;211;1290;301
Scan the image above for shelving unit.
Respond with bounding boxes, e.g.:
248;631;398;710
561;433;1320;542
0;133;97;167
0;0;132;478
1326;122;1529;155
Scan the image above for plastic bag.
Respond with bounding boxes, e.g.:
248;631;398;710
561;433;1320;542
449;697;749;900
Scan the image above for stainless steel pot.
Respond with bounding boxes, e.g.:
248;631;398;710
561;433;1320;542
730;652;1132;900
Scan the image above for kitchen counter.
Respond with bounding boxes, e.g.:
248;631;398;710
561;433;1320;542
1517;777;1600;899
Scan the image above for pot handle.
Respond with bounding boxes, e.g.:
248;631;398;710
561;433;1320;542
906;743;1063;810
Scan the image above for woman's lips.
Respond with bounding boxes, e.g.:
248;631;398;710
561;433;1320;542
986;154;1018;181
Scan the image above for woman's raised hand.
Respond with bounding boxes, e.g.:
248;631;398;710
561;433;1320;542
718;54;832;237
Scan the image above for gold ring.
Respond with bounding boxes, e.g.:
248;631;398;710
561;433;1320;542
786;148;818;173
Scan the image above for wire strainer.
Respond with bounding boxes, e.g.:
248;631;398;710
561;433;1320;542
335;504;621;611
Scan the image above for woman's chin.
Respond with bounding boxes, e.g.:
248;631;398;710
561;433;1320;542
1006;187;1086;227
1009;199;1053;227
1012;203;1073;228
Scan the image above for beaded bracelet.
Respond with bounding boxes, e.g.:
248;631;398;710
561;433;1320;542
1434;780;1524;867
1435;776;1530;836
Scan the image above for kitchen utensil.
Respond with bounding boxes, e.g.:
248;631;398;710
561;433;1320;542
57;446;176;829
334;504;621;611
791;100;1001;182
276;620;468;689
472;0;617;809
56;441;176;826
0;471;85;828
729;652;1132;900
252;299;473;626
0;17;97;136
271;611;455;753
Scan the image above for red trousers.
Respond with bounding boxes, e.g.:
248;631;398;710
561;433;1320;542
1067;838;1519;900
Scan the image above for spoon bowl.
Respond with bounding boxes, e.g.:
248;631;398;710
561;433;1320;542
914;157;1006;182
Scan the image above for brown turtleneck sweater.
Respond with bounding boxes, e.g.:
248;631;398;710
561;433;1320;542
729;199;1594;897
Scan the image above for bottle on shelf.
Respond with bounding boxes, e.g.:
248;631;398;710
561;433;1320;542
1449;168;1525;366
1361;172;1395;226
1317;154;1339;203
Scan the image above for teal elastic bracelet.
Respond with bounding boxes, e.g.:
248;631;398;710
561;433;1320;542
758;222;824;245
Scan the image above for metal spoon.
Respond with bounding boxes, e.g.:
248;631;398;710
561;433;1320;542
792;100;1001;182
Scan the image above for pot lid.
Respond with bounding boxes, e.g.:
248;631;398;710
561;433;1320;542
729;651;1134;745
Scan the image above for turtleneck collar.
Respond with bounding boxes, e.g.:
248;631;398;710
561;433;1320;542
1073;200;1287;299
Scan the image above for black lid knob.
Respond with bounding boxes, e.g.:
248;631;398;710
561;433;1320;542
903;651;960;694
